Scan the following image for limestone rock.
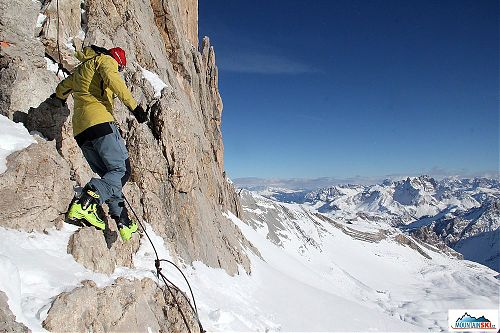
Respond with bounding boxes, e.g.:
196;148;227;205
67;226;140;275
0;291;30;333
41;0;82;43
82;0;251;275
39;0;83;73
1;0;254;276
0;138;73;231
149;0;192;79
0;0;39;42
0;0;51;119
42;38;80;72
43;278;199;333
8;68;58;120
0;56;57;119
179;0;198;48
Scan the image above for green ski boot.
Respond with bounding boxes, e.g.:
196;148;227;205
67;185;106;230
112;207;138;241
119;222;138;241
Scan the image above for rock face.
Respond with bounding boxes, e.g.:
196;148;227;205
41;0;82;43
0;138;73;231
0;0;252;330
67;226;141;274
0;291;30;333
78;0;251;274
0;0;57;119
410;200;500;271
0;0;252;275
43;278;199;333
178;0;199;48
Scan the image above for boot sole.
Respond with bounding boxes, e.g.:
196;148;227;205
65;215;105;230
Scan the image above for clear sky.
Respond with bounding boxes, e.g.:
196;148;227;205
199;0;499;180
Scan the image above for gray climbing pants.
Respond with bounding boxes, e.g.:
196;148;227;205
80;123;131;218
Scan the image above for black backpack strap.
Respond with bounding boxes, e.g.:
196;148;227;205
90;45;110;56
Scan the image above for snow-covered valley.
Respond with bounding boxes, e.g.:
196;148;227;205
237;190;499;331
251;175;500;273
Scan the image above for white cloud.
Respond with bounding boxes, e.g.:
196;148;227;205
219;52;319;74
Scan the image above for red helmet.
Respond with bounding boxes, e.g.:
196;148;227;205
108;47;126;70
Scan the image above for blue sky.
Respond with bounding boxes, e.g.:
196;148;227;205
199;0;499;180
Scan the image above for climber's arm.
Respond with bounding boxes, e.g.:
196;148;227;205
55;74;74;101
97;56;138;111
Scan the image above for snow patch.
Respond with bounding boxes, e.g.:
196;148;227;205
45;57;66;79
36;14;46;28
0;115;36;174
65;39;76;52
0;225;114;332
77;29;86;40
140;67;168;98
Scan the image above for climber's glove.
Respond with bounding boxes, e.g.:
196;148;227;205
132;105;147;123
49;93;66;107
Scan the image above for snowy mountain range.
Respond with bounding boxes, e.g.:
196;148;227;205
249;175;500;272
237;190;498;330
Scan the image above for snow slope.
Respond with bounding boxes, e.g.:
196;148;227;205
238;191;499;331
0;221;412;332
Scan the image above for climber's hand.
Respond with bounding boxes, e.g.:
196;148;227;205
132;105;147;123
49;93;66;107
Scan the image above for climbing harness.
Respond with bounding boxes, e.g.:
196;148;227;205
124;196;205;333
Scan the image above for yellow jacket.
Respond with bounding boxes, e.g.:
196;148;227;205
56;47;138;136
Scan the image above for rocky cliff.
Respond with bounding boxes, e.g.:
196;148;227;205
0;291;29;333
1;0;252;272
0;0;253;330
42;278;200;333
409;200;500;271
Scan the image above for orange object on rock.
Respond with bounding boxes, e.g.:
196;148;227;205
0;41;13;48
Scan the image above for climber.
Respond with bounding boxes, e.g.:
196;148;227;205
51;45;147;241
